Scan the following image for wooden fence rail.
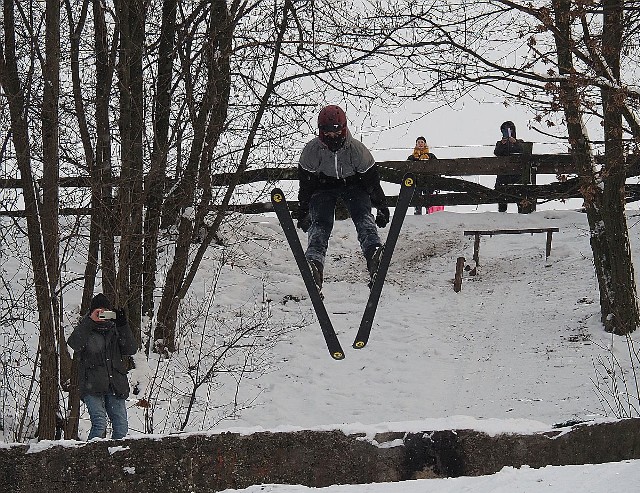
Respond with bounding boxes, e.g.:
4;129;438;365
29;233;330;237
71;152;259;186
2;152;639;216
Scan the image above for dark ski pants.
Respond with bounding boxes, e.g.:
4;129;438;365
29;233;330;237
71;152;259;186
306;185;382;266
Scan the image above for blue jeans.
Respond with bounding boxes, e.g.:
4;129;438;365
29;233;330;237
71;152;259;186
84;393;128;440
306;185;382;265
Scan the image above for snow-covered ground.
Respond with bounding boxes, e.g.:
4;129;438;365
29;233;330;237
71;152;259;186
183;206;640;431
13;431;640;492
219;459;640;493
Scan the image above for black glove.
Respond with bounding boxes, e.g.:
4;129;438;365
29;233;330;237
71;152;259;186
375;207;390;228
115;308;127;327
297;212;311;232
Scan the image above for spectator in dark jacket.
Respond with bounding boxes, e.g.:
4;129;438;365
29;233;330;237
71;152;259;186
407;136;439;215
68;293;137;440
494;121;525;213
296;105;390;290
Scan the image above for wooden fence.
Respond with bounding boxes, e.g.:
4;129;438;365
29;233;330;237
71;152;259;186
1;151;639;216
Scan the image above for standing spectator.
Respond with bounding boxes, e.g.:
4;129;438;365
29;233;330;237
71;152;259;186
296;105;390;290
494;121;526;213
407;136;440;214
67;293;137;440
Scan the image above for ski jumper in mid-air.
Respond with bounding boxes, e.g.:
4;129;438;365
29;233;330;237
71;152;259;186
295;105;390;290
270;106;415;357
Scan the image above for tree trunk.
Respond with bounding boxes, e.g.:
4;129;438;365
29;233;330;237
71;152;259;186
600;0;639;334
116;0;133;312
143;0;177;335
41;0;64;436
94;0;117;300
115;0;145;344
552;0;613;324
552;0;638;335
128;0;145;346
66;0;101;312
0;0;58;439
154;0;235;352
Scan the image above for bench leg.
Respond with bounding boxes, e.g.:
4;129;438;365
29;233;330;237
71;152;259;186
473;233;480;266
454;256;465;292
546;231;553;258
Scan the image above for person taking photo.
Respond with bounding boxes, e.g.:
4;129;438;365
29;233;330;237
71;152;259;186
68;293;137;440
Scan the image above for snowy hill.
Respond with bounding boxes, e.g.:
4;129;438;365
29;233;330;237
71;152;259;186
169;208;639;434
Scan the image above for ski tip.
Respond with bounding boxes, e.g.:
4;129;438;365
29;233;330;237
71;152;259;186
353;340;367;349
331;351;345;360
271;188;285;203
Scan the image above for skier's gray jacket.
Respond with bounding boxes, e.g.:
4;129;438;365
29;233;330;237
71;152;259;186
299;131;375;179
297;132;386;212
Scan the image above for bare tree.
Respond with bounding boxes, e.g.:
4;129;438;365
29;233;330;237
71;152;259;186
142;0;177;325
4;0;429;440
0;221;39;441
0;0;60;439
115;0;145;340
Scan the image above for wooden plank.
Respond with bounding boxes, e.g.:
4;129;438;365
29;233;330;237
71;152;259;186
380;154;577;175
380;156;537;175
380;153;640;176
546;231;554;258
473;233;480;266
2;152;639;216
1;154;639;189
464;228;559;236
0;167;300;189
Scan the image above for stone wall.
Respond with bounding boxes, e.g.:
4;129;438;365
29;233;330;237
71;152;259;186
1;419;639;493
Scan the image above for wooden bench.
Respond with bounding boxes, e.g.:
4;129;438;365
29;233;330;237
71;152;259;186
464;227;560;266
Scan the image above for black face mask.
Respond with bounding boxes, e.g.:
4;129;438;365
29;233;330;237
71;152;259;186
324;133;345;151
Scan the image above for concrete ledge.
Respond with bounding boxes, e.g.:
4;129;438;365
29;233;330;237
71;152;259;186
1;418;639;493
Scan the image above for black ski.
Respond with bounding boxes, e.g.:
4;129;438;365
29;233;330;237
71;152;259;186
353;173;416;349
271;189;345;360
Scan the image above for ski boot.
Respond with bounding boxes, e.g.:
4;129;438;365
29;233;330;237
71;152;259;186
308;259;324;295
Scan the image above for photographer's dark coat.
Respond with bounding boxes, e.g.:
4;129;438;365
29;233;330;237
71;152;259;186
68;315;137;399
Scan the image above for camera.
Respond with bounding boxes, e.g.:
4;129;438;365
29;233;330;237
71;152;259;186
502;127;511;139
98;310;117;320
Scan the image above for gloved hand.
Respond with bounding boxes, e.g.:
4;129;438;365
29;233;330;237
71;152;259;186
375;207;390;228
297;212;311;232
115;308;127;327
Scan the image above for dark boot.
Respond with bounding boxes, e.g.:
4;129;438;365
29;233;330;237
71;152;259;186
365;246;384;289
365;246;384;281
